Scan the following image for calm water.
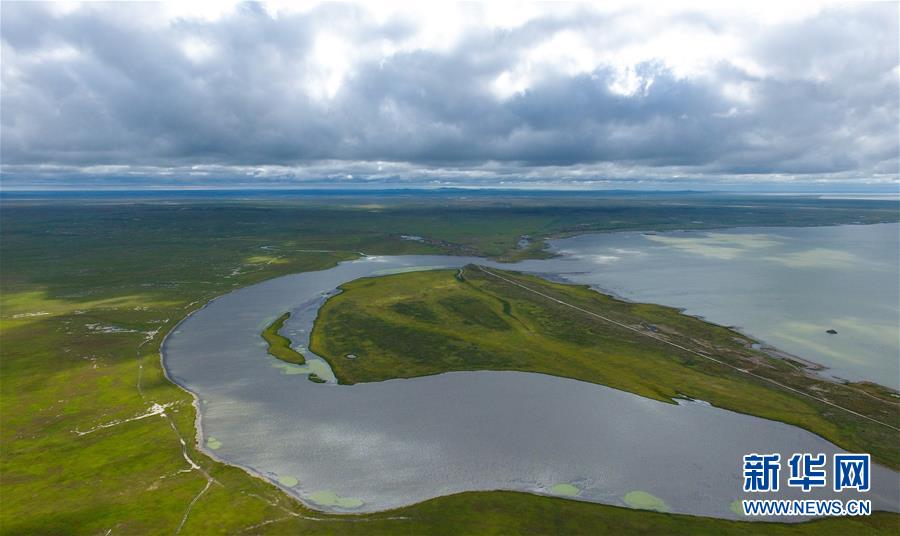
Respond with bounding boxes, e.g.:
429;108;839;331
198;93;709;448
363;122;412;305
163;250;899;520
529;223;899;388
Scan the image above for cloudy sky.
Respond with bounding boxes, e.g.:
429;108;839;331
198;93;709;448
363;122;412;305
1;1;898;190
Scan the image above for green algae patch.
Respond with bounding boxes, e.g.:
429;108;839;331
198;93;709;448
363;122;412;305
549;483;580;497
262;312;305;365
730;500;744;516
623;491;670;512
308;490;364;509
205;437;222;450
277;475;299;487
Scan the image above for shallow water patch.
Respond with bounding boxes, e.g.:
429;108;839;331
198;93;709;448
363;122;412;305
549;483;580;497
308;490;364;509
623;490;669;512
269;356;337;382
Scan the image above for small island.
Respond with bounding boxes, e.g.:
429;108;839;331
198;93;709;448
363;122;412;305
261;312;306;365
307;373;327;383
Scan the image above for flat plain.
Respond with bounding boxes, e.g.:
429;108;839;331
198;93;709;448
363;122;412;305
2;192;898;534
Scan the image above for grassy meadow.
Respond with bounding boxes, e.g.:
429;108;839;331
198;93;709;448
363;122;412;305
2;193;898;534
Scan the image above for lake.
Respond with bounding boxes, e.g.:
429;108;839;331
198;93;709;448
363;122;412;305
163;242;899;520
527;223;899;388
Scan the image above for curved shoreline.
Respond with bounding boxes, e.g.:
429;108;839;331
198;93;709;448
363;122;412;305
155;223;899;521
161;254;899;519
156;259;366;516
158;279;665;519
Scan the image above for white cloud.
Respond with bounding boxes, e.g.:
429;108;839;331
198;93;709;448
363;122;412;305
180;37;216;63
306;33;354;101
1;1;897;188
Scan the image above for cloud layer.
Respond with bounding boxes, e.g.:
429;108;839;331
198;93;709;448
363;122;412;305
1;2;898;189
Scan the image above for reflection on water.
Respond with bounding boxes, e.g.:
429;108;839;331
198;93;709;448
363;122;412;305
528;223;899;388
163;250;899;520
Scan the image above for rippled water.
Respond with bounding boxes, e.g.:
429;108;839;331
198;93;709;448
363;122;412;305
163;250;899;520
528;223;899;388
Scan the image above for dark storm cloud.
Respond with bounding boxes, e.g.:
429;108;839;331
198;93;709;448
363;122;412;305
0;2;897;188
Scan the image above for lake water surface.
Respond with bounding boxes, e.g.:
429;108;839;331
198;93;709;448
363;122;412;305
531;223;899;388
163;235;899;520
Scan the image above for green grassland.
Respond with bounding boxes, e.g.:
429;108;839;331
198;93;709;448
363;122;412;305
262;312;305;365
2;193;898;534
310;267;900;469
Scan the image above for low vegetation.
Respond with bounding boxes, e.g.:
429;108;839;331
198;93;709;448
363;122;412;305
261;312;305;365
2;195;897;534
310;266;900;469
250;493;900;535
